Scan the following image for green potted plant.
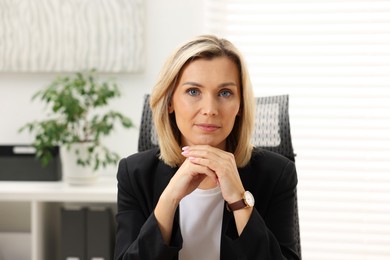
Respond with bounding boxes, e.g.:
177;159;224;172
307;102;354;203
19;70;133;184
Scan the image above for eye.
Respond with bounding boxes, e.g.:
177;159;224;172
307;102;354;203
219;89;233;97
187;88;200;96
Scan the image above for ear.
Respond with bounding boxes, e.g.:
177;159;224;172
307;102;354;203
236;108;241;116
168;103;174;113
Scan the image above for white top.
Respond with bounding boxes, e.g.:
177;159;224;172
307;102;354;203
179;186;224;260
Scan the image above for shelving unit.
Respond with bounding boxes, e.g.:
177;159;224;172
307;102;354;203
0;177;117;260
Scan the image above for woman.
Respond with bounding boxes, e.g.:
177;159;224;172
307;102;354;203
114;35;300;259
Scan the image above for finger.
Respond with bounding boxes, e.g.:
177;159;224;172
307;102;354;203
182;145;227;161
189;161;219;184
187;149;236;175
188;156;219;172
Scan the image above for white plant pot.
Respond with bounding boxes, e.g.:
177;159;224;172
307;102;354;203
60;144;99;185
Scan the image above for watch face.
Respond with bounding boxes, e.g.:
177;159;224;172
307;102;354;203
244;191;255;207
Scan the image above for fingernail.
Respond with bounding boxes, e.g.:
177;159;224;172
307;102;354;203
182;146;189;151
181;150;189;155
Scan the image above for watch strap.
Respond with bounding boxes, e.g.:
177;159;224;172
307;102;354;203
226;199;247;212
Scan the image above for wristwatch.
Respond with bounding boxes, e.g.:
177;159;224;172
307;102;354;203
226;191;255;212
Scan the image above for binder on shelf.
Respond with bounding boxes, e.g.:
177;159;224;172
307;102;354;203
61;207;87;260
86;207;115;260
0;145;61;181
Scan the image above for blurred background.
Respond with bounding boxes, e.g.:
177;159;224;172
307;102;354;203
1;0;389;259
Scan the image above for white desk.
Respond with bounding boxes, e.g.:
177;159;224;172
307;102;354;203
0;177;117;260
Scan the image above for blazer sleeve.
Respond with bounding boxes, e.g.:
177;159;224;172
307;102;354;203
222;160;300;260
114;157;182;260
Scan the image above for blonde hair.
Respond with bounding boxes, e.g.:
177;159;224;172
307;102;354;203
150;35;255;167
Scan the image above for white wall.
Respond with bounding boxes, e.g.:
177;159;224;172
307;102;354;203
0;0;206;176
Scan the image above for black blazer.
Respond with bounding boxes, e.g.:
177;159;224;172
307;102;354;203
114;148;300;260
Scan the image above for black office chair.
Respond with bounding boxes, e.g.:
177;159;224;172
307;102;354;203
137;94;301;258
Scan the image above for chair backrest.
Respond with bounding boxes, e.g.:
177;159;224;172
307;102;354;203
138;94;295;162
138;94;159;152
251;95;295;161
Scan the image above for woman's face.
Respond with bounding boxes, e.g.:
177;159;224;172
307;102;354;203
169;56;241;150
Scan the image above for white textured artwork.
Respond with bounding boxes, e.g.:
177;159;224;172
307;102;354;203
0;0;144;72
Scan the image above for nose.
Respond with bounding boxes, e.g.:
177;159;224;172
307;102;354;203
201;95;218;116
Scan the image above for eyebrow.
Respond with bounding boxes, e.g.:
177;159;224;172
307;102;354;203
181;81;238;88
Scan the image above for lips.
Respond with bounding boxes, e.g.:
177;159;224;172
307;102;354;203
195;123;221;132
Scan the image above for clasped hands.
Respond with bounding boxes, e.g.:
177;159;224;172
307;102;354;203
164;145;245;206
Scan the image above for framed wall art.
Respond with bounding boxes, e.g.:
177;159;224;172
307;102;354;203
0;0;144;72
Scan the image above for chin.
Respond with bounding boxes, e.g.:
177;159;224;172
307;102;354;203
197;139;225;149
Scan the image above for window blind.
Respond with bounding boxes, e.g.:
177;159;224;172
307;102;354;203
205;1;390;259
